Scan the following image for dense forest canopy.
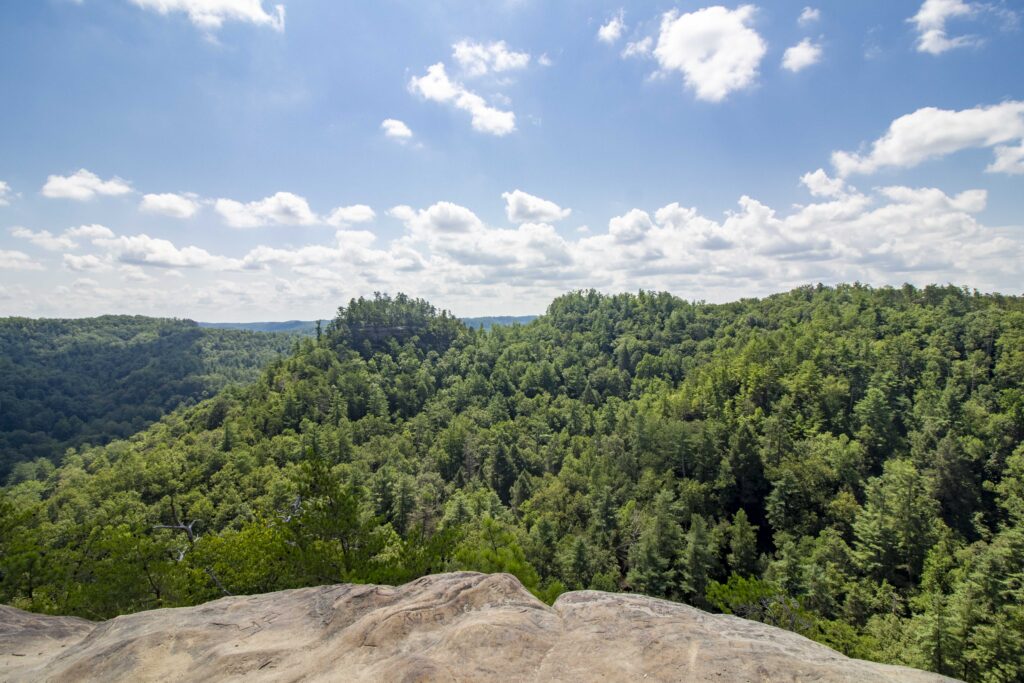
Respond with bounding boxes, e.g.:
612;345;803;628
0;316;296;479
2;285;1023;681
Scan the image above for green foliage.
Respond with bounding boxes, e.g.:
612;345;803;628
0;315;294;478
2;284;1024;680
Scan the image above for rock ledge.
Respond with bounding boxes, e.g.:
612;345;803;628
0;572;956;682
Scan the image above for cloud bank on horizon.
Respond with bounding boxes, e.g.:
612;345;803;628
0;0;1021;319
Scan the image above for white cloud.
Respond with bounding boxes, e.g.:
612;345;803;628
0;250;43;271
41;169;133;201
326;204;375;227
409;63;516;136
120;265;154;282
128;0;285;32
608;209;655;244
800;168;846;197
390;200;575;280
0;181;11;206
452;40;530;77
390;201;484;237
94;233;242;269
381;118;413;140
654;5;767;102
9;224;114;252
782;39;822;72
10;227;77;251
798;7;820;26
832;101;1024;176
502;189;571;224
5;179;1021;318
622;37;653;59
140;192;200;218
598;10;626;44
989;142;1024;174
66;224;116;240
64;254;111;272
910;0;978;54
214;191;318;227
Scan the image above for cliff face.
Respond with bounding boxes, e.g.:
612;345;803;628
0;572;956;682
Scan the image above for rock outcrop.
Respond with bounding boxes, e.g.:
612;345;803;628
0;572;956;682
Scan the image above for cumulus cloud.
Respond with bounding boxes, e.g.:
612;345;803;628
990;142;1024;174
10;224;115;252
452;40;530;77
782;39;822;72
6;179;1021;318
381;118;413;140
390;201;484;237
63;254;111;272
800;168;847;197
910;0;978;54
502;190;571;224
608;209;655;244
214;191;319;227
409;63;515;136
654;5;767;102
128;0;285;32
598;10;626;44
10;227;77;251
0;181;12;206
798;7;820;25
42;169;133;201
93;233;242;269
326;204;375;228
66;224;116;240
832;101;1024;176
140;192;200;218
0;250;43;271
389;200;576;281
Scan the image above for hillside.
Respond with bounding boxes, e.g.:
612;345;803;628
0;572;953;682
0;316;296;479
1;286;1022;680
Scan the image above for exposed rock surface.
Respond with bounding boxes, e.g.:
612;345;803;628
0;572;957;682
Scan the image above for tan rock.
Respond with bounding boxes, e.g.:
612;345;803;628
0;572;957;682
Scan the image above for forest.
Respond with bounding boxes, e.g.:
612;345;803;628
1;285;1022;682
0;316;296;479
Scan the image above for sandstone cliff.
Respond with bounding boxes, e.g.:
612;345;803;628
0;572;957;682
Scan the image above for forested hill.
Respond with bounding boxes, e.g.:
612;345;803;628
2;286;1023;681
0;316;296;479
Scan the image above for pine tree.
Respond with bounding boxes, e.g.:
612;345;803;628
728;508;758;577
682;513;715;607
627;490;683;599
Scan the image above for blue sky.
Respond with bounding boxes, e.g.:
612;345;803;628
0;0;1021;319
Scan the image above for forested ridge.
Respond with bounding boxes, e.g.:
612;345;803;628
2;285;1023;681
0;316;296;478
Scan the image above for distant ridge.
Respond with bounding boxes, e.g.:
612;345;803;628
461;315;537;330
197;320;319;333
199;316;538;333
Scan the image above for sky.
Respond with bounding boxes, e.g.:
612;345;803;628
0;0;1022;320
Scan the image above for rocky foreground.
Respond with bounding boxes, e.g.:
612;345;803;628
0;572;956;682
